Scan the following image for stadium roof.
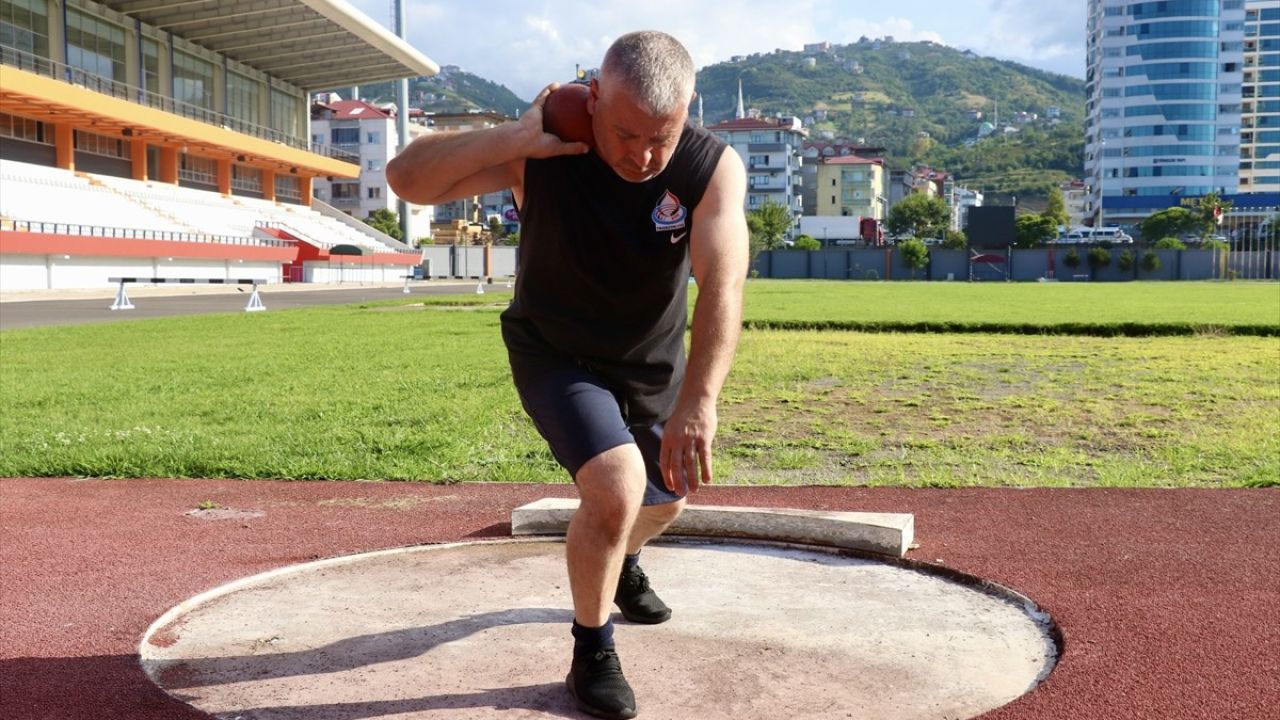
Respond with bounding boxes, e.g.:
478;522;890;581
99;0;438;90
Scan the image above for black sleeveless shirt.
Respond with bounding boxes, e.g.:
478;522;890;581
501;123;727;423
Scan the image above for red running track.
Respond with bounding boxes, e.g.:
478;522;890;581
1;478;1277;719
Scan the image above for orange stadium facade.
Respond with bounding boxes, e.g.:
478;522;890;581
0;0;437;290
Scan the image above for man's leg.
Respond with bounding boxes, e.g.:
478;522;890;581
626;498;686;555
563;442;646;720
567;443;647;627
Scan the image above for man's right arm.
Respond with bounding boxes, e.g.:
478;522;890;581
386;84;589;206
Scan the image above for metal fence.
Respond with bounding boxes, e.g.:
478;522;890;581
753;246;1278;281
3;219;289;248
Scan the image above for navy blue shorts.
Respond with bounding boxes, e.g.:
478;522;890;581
507;351;683;507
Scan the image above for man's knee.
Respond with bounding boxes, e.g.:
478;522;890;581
574;444;646;539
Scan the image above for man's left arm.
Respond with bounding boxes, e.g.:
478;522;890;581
660;147;749;495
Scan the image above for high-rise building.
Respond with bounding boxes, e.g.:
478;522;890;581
1241;0;1279;193
1085;0;1248;226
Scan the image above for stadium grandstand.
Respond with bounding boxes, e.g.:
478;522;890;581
0;0;437;290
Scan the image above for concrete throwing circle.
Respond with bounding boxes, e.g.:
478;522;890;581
142;539;1057;719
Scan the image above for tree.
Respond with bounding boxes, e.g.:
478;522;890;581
1014;214;1057;248
747;200;793;251
488;216;506;242
1044;187;1068;230
1087;246;1111;280
1117;249;1135;273
1140;250;1161;273
1139;208;1200;244
1153;237;1187;250
792;234;822;251
363;208;403;241
1063;248;1081;270
886;194;948;239
898;238;929;278
1196;191;1233;239
942;229;968;249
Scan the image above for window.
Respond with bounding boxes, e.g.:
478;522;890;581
173;51;214;111
275;174;301;202
66;9;126;84
367;131;381;144
0;111;48;143
232;165;262;193
0;0;50;59
271;88;300;139
141;38;161;99
331;127;359;145
226;72;261;127
368;187;382;200
74;129;129;159
179;153;216;185
367;160;382;171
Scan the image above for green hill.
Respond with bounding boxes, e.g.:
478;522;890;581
352;67;526;118
695;40;1085;200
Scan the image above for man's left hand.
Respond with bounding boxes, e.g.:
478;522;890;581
660;399;718;496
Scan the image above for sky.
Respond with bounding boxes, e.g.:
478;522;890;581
346;0;1086;102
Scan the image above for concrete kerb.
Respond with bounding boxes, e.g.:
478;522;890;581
512;498;915;558
137;502;1062;720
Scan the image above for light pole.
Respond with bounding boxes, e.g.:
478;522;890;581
1094;138;1106;242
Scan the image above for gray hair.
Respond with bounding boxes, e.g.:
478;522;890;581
601;31;695;116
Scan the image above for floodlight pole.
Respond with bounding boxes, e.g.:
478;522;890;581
395;0;411;245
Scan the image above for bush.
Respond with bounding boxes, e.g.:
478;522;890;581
1063;248;1081;269
942;229;968;249
1117;249;1135;272
793;234;822;251
1140;250;1161;273
1087;246;1111;270
898;238;929;278
1154;237;1186;250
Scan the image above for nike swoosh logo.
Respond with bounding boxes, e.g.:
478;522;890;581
671;232;687;244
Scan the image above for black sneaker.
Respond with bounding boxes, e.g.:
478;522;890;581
566;649;637;720
614;563;672;624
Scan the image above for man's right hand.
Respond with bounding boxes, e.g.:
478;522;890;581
521;83;592;159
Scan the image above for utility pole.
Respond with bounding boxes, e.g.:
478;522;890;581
395;0;411;245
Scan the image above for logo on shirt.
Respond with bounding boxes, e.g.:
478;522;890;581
651;190;688;233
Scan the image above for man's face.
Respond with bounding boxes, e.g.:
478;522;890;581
587;76;689;183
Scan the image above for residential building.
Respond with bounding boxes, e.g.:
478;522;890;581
310;98;436;241
1061;180;1091;228
1085;0;1247;226
812;157;886;220
706;116;807;228
1241;0;1279;193
800;141;885;212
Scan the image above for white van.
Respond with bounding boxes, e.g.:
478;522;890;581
1063;226;1133;244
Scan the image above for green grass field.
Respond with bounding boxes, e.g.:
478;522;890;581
1;281;1277;487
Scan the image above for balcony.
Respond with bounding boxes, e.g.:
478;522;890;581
0;43;358;165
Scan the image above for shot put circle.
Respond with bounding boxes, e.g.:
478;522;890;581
142;538;1058;719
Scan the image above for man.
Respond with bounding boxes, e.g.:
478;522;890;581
387;31;747;719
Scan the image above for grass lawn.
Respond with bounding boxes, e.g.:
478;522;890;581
2;281;1276;488
738;280;1280;334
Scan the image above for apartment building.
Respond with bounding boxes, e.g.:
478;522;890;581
1084;0;1247;225
812;157;886;220
1241;0;1279;193
706;116;806;228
